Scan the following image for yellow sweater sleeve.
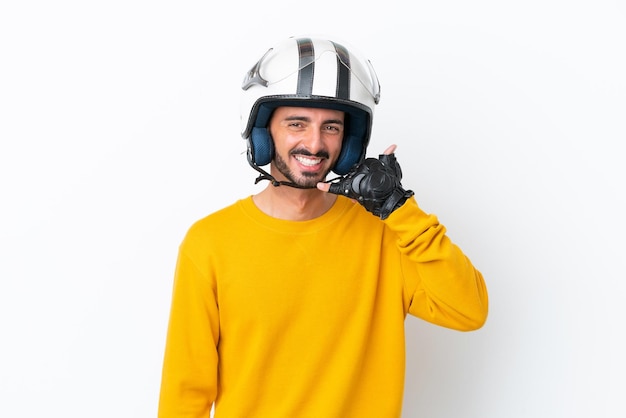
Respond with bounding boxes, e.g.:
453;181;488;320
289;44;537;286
387;196;489;330
158;236;220;417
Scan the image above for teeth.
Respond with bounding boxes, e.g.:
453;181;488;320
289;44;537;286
295;155;322;166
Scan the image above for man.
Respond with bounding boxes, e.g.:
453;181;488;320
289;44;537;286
158;36;488;418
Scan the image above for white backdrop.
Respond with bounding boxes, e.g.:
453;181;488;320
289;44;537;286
1;1;625;417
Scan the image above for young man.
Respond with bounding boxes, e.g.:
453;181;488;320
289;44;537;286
158;36;488;418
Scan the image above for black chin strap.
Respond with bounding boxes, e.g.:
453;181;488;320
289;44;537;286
248;159;340;190
249;160;315;189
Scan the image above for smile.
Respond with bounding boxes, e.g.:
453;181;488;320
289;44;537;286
294;155;323;166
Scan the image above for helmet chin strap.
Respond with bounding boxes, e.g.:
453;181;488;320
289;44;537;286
248;159;319;189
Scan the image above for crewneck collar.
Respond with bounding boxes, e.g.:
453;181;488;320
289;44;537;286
238;195;354;233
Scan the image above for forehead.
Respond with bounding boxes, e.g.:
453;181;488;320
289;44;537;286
272;106;345;121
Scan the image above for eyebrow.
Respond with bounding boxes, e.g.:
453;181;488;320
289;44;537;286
283;115;344;125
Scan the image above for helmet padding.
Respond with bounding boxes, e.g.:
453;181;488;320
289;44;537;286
248;98;370;174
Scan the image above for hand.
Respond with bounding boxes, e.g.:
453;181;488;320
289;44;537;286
318;144;414;220
317;145;396;193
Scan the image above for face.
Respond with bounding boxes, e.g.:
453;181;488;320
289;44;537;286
268;106;345;188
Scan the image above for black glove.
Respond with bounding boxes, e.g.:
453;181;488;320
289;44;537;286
328;153;414;220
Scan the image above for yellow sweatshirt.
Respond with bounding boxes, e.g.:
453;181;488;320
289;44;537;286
158;195;488;418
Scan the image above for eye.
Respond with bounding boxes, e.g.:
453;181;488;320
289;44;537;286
324;125;342;133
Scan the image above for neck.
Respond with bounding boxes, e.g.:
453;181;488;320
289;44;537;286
253;183;337;221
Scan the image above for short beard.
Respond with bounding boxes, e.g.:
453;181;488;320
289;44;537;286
274;149;331;188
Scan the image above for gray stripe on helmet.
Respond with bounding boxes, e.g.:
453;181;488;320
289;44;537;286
332;42;351;100
296;38;314;96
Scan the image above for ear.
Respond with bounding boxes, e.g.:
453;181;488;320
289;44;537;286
250;127;274;166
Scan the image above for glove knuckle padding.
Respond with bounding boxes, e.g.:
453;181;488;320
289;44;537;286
328;153;414;219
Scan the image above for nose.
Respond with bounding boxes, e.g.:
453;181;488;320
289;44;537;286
300;126;325;153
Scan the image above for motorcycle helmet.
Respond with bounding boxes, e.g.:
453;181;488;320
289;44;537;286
240;35;381;177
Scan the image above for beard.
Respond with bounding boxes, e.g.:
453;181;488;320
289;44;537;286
274;149;332;188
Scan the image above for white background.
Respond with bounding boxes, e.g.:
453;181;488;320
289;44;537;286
1;1;625;417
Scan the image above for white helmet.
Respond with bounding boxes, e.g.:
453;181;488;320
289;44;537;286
240;36;381;176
